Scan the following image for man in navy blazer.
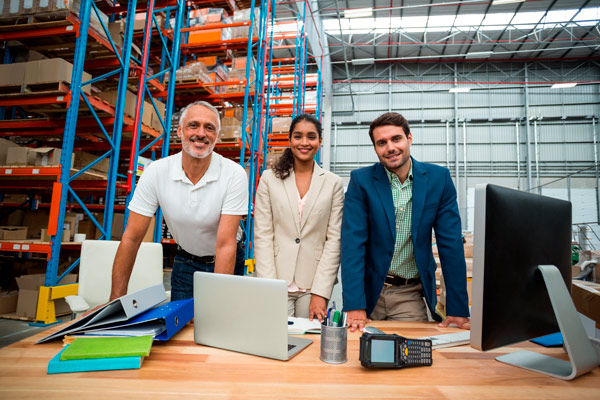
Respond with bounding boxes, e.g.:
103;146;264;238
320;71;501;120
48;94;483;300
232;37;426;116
341;112;470;332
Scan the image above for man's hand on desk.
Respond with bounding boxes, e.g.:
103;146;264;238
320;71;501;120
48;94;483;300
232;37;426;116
439;316;470;330
347;309;371;332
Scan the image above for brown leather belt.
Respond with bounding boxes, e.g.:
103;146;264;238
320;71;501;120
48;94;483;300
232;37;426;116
384;274;420;286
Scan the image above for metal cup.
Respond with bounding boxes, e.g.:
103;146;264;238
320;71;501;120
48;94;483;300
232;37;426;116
320;323;347;364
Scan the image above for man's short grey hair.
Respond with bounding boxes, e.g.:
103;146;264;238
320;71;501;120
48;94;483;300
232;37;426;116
178;101;221;132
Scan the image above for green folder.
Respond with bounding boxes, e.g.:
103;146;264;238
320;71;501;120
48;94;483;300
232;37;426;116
59;335;153;361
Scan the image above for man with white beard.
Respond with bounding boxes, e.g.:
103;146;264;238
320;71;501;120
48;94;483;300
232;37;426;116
110;101;248;301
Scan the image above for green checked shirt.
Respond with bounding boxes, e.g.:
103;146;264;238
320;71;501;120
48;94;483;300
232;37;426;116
386;162;419;279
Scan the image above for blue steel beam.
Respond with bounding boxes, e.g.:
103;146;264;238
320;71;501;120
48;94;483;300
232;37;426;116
45;0;93;286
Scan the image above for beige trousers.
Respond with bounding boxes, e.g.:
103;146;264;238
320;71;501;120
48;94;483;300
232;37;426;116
369;282;429;321
287;291;312;318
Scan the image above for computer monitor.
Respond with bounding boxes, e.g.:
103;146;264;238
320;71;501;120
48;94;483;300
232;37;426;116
470;183;599;380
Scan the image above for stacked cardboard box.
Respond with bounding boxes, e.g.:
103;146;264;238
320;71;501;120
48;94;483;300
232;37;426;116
1;140;67;167
271;117;292;134
219;117;242;142
226;57;255;94
0;0;109;35
0;58;92;94
231;7;259;39
187;8;232;44
265;148;286;169
72;150;110;174
98;90;165;132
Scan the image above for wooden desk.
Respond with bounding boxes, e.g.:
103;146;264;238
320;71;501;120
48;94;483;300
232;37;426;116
0;321;598;399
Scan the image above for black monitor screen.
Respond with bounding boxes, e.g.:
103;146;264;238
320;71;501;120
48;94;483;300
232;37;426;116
471;184;572;351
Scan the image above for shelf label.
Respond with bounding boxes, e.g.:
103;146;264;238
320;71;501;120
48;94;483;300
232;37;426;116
66;26;74;31
4;169;12;174
13;244;21;250
32;169;40;174
22;245;30;250
57;96;64;102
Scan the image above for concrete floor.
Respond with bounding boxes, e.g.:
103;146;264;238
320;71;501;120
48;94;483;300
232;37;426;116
0;318;56;348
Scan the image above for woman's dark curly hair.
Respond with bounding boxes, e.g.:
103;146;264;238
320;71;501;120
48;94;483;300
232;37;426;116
272;114;322;180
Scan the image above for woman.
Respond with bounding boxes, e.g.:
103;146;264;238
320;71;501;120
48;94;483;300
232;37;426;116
254;114;344;322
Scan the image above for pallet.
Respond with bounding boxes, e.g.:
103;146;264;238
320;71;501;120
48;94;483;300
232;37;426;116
0;312;33;322
0;10;71;26
0;81;70;98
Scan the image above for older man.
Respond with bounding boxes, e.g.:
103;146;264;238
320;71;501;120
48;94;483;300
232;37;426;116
110;101;248;301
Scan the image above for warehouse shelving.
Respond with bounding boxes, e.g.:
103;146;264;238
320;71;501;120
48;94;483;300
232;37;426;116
0;0;154;324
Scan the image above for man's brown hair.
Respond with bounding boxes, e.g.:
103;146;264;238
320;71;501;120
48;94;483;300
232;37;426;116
368;112;410;144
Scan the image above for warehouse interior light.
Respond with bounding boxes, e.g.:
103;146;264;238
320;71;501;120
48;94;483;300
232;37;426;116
551;82;577;89
449;87;471;93
492;0;526;5
344;8;373;19
466;51;493;59
352;58;375;65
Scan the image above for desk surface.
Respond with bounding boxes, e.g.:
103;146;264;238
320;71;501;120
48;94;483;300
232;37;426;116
0;321;598;399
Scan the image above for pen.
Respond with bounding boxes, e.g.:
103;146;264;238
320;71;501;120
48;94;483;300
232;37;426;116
332;310;341;327
342;312;347;327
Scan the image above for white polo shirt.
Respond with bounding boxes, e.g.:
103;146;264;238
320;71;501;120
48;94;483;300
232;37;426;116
128;151;248;257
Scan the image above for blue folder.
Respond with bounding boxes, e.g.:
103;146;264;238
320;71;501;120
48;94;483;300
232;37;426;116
82;299;194;341
48;345;143;374
530;332;563;347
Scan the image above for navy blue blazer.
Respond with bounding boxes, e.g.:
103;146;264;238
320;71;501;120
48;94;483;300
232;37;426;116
341;157;470;321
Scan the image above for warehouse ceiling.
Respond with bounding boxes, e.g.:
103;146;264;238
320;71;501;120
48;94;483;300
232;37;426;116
274;0;600;64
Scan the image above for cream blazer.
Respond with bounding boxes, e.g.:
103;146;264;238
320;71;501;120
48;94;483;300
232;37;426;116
253;163;344;299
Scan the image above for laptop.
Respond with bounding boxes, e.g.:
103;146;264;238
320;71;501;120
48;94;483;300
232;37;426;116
193;271;313;361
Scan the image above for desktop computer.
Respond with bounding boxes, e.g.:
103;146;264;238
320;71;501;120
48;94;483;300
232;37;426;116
470;183;599;380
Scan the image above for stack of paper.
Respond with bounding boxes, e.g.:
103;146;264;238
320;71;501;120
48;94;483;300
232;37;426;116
47;335;153;374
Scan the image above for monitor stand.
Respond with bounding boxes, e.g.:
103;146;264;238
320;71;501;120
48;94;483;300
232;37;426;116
496;265;599;380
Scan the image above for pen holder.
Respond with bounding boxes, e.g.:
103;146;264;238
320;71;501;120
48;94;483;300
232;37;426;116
320;323;347;364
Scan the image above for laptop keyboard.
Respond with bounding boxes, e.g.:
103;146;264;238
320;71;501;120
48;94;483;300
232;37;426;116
288;344;297;351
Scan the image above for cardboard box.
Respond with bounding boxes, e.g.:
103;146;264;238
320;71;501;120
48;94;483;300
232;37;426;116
23;58;92;94
221;117;241;127
5;147;34;166
22;209;49;239
271;117;292;133
98;89;137;118
571;280;600;328
0;138;21;165
220;126;242;140
73;150;110;173
0;63;25;86
0;291;18;315
265;148;286;169
30;147;62;166
77;218;97;240
150;99;166;132
15;274;78;319
0;226;28;240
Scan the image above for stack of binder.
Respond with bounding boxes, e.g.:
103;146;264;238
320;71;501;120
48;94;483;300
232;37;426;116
37;284;194;344
48;336;153;374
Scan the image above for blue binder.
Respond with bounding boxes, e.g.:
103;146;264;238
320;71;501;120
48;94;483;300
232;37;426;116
82;299;194;341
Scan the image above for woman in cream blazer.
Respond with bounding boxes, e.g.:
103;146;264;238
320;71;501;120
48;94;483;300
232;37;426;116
254;114;344;321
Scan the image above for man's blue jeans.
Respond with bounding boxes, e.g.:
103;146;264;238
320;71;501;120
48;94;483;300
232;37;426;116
170;243;245;301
